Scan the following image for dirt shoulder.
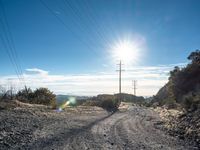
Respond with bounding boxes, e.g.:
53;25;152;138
0;101;108;149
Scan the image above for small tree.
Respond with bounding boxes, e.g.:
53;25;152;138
187;49;200;64
0;85;5;100
34;88;56;108
16;87;56;108
0;85;16;100
16;87;33;102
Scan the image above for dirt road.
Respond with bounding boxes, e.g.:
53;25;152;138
62;106;194;150
0;103;196;150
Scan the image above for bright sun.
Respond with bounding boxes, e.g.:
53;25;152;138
112;39;140;64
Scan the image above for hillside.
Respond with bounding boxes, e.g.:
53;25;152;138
151;50;200;147
152;50;200;110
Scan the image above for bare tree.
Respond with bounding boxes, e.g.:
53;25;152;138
0;84;16;100
0;85;7;100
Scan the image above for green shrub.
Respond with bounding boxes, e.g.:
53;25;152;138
99;98;119;112
182;92;200;111
16;87;56;108
83;97;120;112
162;98;177;109
153;50;200;109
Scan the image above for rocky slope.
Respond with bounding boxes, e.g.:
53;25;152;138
155;107;200;149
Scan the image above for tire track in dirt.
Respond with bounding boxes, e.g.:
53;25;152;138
24;105;196;149
89;106;195;150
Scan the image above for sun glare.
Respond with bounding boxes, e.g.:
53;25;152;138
111;38;141;64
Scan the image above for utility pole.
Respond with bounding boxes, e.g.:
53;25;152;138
116;60;125;102
132;80;137;96
119;60;122;94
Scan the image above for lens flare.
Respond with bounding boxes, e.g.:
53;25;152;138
56;97;77;112
69;97;76;105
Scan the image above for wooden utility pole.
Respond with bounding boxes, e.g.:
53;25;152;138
132;80;137;96
117;60;125;102
119;60;122;94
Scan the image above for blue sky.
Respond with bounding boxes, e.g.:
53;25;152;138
0;0;200;96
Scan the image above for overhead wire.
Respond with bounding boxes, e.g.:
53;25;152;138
39;0;100;56
63;0;107;46
60;0;98;48
0;23;21;81
0;0;26;86
83;0;117;41
80;0;110;46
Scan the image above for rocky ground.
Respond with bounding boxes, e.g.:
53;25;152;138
0;101;197;149
155;107;200;149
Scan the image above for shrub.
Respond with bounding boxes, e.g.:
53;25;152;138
162;98;177;109
16;87;56;108
82;97;120;112
34;88;55;104
153;50;200;109
99;98;119;112
182;92;200;111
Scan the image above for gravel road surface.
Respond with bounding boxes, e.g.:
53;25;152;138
0;103;196;150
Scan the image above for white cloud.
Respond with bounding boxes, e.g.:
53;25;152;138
0;63;186;96
26;68;49;75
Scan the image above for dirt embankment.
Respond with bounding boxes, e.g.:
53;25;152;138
0;101;197;149
155;107;200;149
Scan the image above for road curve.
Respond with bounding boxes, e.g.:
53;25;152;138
63;106;194;150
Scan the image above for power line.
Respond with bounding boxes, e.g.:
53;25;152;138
62;0;110;54
0;29;21;81
0;14;21;79
77;0;110;46
39;0;100;56
62;0;93;40
83;0;115;43
61;0;100;48
0;0;26;86
61;0;112;65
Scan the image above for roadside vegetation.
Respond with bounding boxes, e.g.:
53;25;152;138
149;50;200;148
82;93;146;112
0;87;56;109
0;84;147;112
150;50;200;111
